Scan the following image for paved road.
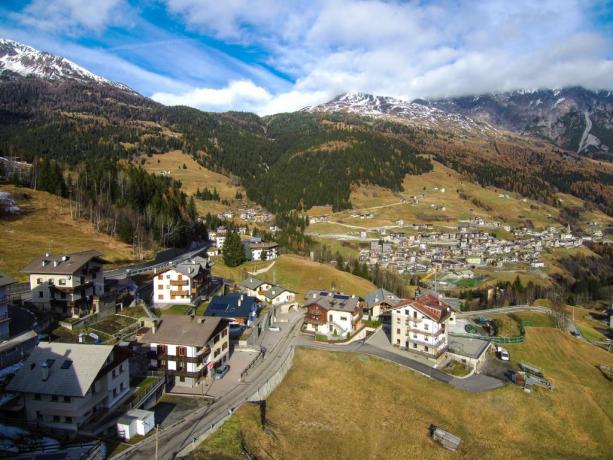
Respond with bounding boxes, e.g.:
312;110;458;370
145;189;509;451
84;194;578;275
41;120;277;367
115;314;304;460
294;335;505;391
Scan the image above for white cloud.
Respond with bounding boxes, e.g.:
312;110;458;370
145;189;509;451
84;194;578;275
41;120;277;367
152;80;274;112
14;0;127;34
158;0;613;114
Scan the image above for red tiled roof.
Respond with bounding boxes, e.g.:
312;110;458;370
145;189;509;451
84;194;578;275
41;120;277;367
393;295;451;323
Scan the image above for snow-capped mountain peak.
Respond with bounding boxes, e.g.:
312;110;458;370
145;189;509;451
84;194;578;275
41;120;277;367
304;92;500;135
0;38;132;91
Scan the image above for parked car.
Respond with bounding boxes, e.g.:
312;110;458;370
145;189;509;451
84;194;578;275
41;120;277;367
268;325;281;332
496;346;510;361
213;364;230;380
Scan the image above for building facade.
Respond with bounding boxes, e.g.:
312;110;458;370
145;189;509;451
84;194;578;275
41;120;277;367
7;343;130;433
304;291;363;339
153;256;211;305
21;251;105;317
140;316;229;387
0;272;16;340
390;295;452;362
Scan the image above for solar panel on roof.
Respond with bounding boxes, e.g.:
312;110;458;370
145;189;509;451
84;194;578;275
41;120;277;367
334;294;350;300
320;291;329;296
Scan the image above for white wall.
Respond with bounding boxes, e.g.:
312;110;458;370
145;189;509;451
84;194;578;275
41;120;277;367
153;269;193;304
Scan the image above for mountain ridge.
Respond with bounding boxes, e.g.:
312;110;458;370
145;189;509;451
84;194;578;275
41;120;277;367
0;38;134;92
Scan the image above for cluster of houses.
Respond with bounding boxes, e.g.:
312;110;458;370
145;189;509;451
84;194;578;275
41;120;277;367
215;207;273;224
208;227;279;261
359;224;591;275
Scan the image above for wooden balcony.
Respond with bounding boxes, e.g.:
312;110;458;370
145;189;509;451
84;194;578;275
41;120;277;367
170;280;189;287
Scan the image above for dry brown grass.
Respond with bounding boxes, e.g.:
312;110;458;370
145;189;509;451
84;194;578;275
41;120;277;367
138;150;244;199
0;185;138;280
233;328;613;460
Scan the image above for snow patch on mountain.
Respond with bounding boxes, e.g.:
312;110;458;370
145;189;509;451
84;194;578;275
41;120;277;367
304;92;500;135
0;39;132;91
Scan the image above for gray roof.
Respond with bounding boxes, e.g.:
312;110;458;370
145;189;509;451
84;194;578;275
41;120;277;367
238;277;267;290
174;256;209;279
118;409;153;425
139;316;225;347
304;290;360;313
364;288;400;308
7;342;115;397
0;272;16;288
448;336;491;359
263;286;289;300
21;250;103;275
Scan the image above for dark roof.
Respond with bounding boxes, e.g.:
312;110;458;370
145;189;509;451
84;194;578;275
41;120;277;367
364;288;400;308
304;290;361;313
0;272;16;288
204;293;259;319
448;336;491;359
21;250;103;275
140;316;225;347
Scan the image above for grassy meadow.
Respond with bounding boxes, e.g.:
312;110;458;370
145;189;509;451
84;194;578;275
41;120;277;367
0;185;138;280
197;328;613;460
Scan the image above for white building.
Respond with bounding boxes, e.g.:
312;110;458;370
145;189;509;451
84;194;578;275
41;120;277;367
21;251;105;317
140;316;229;387
7;343;130;433
247;242;279;261
390;294;452;362
237;277;273;301
263;286;296;306
153;256;211;305
304;291;363;339
117;409;155;440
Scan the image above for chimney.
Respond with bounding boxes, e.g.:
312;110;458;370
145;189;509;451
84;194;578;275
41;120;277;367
41;362;50;381
53;260;58;267
62;255;68;261
42;260;47;267
45;252;50;257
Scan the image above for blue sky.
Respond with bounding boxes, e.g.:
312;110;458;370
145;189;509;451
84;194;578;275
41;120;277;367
1;0;613;114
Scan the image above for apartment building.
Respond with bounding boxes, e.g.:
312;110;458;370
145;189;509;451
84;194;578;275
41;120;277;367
153;256;211;305
0;272;16;340
304;291;363;339
21;251;105;317
7;343;130;433
390;294;452;362
139;315;229;387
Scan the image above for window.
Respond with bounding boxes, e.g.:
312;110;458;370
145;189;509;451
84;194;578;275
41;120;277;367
166;275;171;279
51;395;58;402
53;415;60;422
413;311;417;318
158;274;163;280
37;278;42;284
120;382;124;391
36;411;43;420
413;334;417;339
340;316;348;321
179;376;185;382
178;347;187;357
158;295;163;300
222;342;228;351
113;388;117;397
424;324;429;331
39;291;44;298
59;279;66;286
405;309;409;315
214;349;220;357
424;346;429;352
221;329;227;337
119;364;124;373
158;285;163;290
65;416;73;424
34;394;41;400
396;328;400;335
413;343;417;349
112;369;116;378
63;396;71;403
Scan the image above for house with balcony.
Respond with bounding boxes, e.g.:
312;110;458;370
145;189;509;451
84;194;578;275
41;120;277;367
139;316;229;387
6;342;130;433
0;272;16;340
304;291;363;339
390;294;453;363
243;241;279;261
21;251;105;318
153;256;211;305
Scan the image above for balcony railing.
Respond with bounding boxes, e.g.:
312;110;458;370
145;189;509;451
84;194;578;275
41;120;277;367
406;327;445;337
169;290;190;297
407;336;446;348
170;280;189;287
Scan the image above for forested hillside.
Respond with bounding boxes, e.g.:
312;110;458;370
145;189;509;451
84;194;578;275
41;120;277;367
1;75;612;218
